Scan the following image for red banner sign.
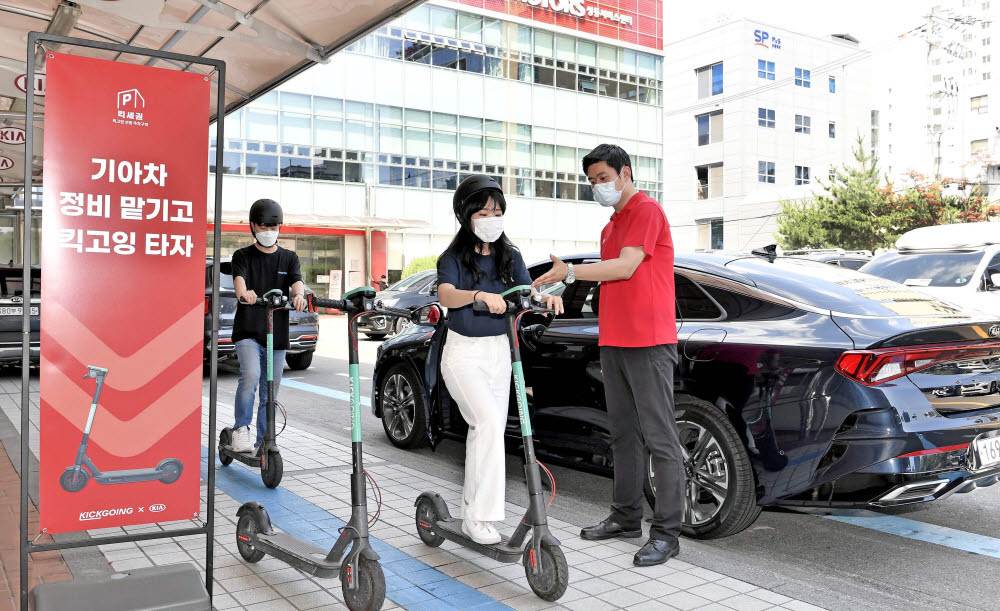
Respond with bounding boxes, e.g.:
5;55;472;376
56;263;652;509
39;53;208;533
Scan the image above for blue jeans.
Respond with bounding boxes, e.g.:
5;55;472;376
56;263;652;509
234;339;286;446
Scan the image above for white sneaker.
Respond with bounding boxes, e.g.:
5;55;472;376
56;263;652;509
231;425;254;453
462;520;501;545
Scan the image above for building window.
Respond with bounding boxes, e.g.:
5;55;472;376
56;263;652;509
829;76;836;93
697;218;724;250
795;67;811;87
758;161;775;183
794;114;811;134
795;165;811;185
972;139;988;154
985;38;992;46
932;74;942;82
985;72;993;80
757;59;775;80
829;121;836;138
695;163;723;199
972;95;989;113
985;55;993;63
696;111;723;145
697;62;724;98
933;107;942;115
758;108;775;128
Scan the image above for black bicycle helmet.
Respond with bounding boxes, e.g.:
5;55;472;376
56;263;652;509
452;174;502;218
249;198;283;225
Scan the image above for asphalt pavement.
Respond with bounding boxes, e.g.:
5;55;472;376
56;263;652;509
205;315;1000;611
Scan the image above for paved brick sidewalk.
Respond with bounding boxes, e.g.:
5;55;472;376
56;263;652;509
0;445;73;611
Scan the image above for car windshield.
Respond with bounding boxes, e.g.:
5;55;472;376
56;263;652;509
390;272;431;292
727;257;964;316
861;251;984;288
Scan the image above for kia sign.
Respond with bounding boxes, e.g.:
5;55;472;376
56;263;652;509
0;156;13;170
15;73;46;97
39;52;207;534
0;127;26;145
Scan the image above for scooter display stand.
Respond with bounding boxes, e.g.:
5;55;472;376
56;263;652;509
413;286;569;602
60;365;183;492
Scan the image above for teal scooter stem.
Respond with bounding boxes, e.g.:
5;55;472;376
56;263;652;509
234;287;412;611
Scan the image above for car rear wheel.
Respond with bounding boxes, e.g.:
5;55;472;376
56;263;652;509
394;316;413;335
285;351;313;370
643;396;760;539
380;364;427;449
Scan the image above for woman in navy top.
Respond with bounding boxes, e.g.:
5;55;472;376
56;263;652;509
436;175;563;544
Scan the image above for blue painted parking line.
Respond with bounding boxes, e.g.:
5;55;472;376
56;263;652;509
201;449;511;610
281;378;372;407
803;508;1000;559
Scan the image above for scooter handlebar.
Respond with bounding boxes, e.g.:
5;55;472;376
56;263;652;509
378;306;413;319
312;297;346;310
472;300;554;316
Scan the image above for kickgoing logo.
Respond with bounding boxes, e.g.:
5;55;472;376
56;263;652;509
514;371;528;422
350;374;358;432
79;507;133;521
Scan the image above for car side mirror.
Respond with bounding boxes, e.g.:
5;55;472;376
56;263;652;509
414;304;442;326
429;283;437;296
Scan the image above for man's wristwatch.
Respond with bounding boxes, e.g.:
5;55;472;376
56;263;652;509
565;263;576;284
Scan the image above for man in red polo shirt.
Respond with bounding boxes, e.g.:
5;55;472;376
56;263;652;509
532;143;682;567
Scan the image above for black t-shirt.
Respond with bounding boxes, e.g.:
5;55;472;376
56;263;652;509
231;245;302;349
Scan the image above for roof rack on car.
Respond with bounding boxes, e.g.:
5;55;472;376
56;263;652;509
783;248;846;256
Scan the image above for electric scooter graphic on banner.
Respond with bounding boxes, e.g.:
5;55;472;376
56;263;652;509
60;366;183;492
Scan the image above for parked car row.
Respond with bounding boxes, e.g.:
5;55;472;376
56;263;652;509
372;249;1000;540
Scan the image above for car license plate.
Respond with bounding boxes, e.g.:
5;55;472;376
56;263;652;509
972;436;1000;470
0;306;38;316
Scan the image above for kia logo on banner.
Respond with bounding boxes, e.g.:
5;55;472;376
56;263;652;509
0;156;13;171
0;127;26;146
149;504;166;513
15;73;46;97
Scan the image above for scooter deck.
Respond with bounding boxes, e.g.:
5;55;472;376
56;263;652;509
433;518;524;563
93;467;164;484
255;532;341;579
220;446;264;469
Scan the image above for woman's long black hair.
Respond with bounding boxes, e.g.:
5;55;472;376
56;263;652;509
444;188;518;285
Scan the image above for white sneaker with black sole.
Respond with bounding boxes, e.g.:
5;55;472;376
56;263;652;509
231;425;254;453
462;520;501;545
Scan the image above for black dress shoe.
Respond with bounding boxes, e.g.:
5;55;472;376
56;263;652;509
580;518;642;541
633;538;679;567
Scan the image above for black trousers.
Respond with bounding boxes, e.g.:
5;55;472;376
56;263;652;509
600;344;684;542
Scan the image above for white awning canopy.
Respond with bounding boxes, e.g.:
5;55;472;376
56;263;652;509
0;0;425;186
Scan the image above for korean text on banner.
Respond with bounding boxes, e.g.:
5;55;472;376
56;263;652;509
39;53;208;534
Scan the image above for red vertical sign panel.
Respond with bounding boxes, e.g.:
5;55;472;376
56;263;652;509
39;53;208;533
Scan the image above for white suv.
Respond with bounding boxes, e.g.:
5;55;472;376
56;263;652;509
861;222;1000;316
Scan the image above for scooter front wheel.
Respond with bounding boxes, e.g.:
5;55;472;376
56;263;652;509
60;468;89;492
523;542;569;602
236;513;266;563
341;556;386;611
261;451;283;488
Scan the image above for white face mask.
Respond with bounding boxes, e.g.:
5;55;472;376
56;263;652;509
256;230;279;248
592;173;625;207
472;216;504;243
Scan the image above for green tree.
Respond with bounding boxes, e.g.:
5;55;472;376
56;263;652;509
402;255;438;278
776;136;893;252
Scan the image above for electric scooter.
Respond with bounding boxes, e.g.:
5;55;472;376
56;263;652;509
414;285;569;601
218;288;293;488
234;287;412;611
60;366;184;492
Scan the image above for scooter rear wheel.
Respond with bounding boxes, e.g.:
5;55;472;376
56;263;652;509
261;451;283;488
341;556;386;611
156;458;183;484
523;542;569;602
236;513;266;563
60;468;89;493
415;498;444;547
219;429;234;466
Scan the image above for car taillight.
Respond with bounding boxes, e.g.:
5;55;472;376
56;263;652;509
204;296;211;316
307;294;315;313
835;339;1000;386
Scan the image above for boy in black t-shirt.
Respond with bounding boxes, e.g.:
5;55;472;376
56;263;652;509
230;199;306;453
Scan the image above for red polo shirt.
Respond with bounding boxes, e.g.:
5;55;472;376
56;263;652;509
598;191;677;347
